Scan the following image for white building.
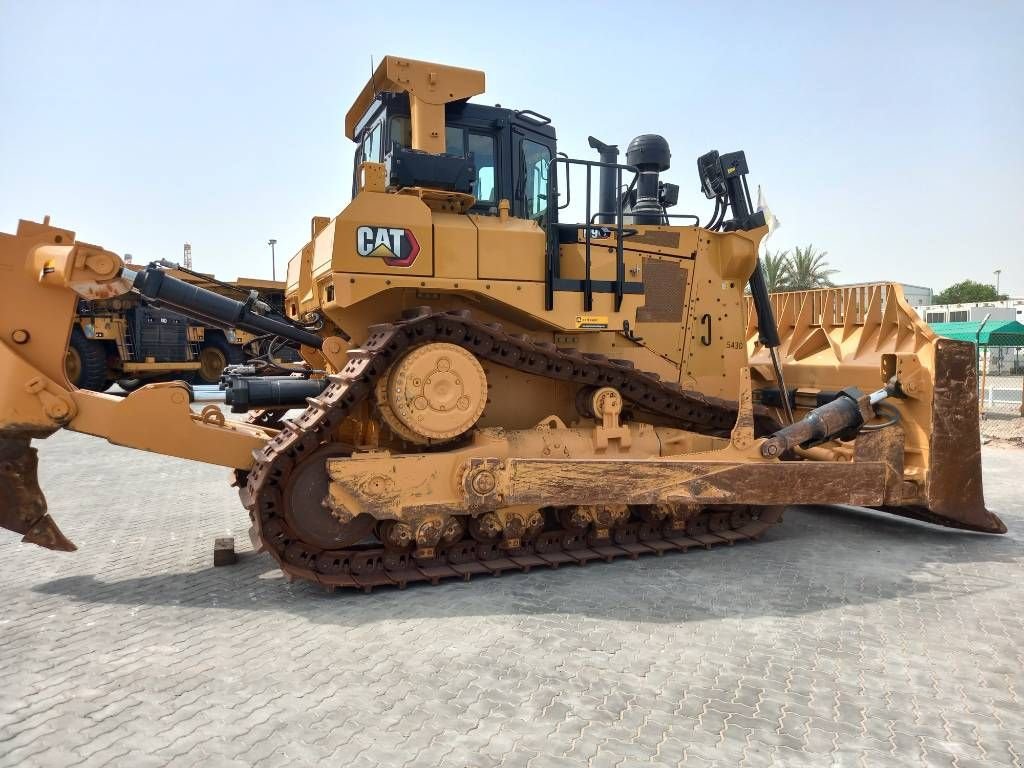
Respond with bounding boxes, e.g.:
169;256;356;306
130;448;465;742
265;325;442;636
833;282;934;307
915;298;1024;324
893;283;934;308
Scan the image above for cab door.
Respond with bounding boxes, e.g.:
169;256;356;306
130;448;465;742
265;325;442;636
511;128;554;223
478;129;552;282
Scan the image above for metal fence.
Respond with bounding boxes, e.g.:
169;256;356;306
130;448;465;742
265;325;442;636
979;348;1024;442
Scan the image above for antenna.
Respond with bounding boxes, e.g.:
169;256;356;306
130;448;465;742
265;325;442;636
369;54;378;97
183;243;192;270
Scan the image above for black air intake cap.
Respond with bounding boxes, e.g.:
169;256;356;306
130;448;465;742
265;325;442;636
626;134;671;172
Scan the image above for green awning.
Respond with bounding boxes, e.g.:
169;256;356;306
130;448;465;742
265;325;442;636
929;319;1024;346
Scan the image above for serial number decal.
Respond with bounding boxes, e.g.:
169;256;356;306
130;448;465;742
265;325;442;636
574;314;609;330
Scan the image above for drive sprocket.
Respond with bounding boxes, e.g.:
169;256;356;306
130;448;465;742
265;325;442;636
375;342;488;444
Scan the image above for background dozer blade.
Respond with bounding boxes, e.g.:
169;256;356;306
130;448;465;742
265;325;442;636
0;438;76;551
873;339;1005;534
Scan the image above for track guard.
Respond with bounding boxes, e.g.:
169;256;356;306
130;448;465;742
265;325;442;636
0;437;76;551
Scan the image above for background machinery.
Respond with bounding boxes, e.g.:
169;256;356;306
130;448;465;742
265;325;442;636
0;56;1003;591
66;266;297;392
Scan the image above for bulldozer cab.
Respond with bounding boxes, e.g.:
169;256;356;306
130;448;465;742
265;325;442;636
349;91;557;223
339;57;705;323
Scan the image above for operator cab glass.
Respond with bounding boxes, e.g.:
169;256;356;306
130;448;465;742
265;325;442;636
358;121;383;165
520;139;551;223
351;93;556;222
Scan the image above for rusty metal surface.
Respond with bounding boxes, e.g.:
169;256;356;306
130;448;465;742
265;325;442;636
467;426;898;511
0;437;75;551
490;454;892;508
241;309;784;590
872;339;1006;533
326;428;898;516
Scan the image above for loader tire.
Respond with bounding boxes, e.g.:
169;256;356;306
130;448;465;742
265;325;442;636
196;334;245;385
66;327;109;391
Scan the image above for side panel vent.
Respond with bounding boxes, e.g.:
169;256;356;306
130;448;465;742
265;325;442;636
637;258;685;322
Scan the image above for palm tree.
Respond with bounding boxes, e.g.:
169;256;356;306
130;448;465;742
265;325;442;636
787;245;837;290
762;249;791;293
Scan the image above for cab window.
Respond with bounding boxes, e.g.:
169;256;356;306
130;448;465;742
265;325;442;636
468;133;496;204
521;139;551;222
445;126;465;155
388;117;465;157
361;121;382;163
389;116;411;151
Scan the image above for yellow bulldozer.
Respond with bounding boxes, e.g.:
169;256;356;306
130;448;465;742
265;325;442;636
0;56;1004;591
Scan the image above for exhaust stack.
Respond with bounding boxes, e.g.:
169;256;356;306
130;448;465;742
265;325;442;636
588;136;619;225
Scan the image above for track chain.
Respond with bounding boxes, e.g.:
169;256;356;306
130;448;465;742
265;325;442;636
240;309;782;591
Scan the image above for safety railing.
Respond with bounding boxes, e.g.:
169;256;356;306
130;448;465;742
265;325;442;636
545;156;642;312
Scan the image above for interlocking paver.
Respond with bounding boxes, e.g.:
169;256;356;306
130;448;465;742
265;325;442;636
0;434;1022;767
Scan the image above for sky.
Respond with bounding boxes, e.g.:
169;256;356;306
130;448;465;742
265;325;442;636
1;1;1022;296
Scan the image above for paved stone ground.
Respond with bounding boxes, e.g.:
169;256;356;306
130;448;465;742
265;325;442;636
1;433;1022;768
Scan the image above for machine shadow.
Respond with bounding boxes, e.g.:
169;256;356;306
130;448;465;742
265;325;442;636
32;504;1022;626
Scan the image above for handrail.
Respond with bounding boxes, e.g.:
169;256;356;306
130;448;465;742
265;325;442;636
556;152;571;210
514;109;552;126
589;212;700;227
546;156;639;312
567;223;641;238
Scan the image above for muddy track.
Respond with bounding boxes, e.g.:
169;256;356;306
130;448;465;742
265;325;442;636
240;309;783;591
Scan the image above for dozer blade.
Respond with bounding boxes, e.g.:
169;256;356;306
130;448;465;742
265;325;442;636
0;437;76;551
873;339;1005;534
749;285;1004;535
